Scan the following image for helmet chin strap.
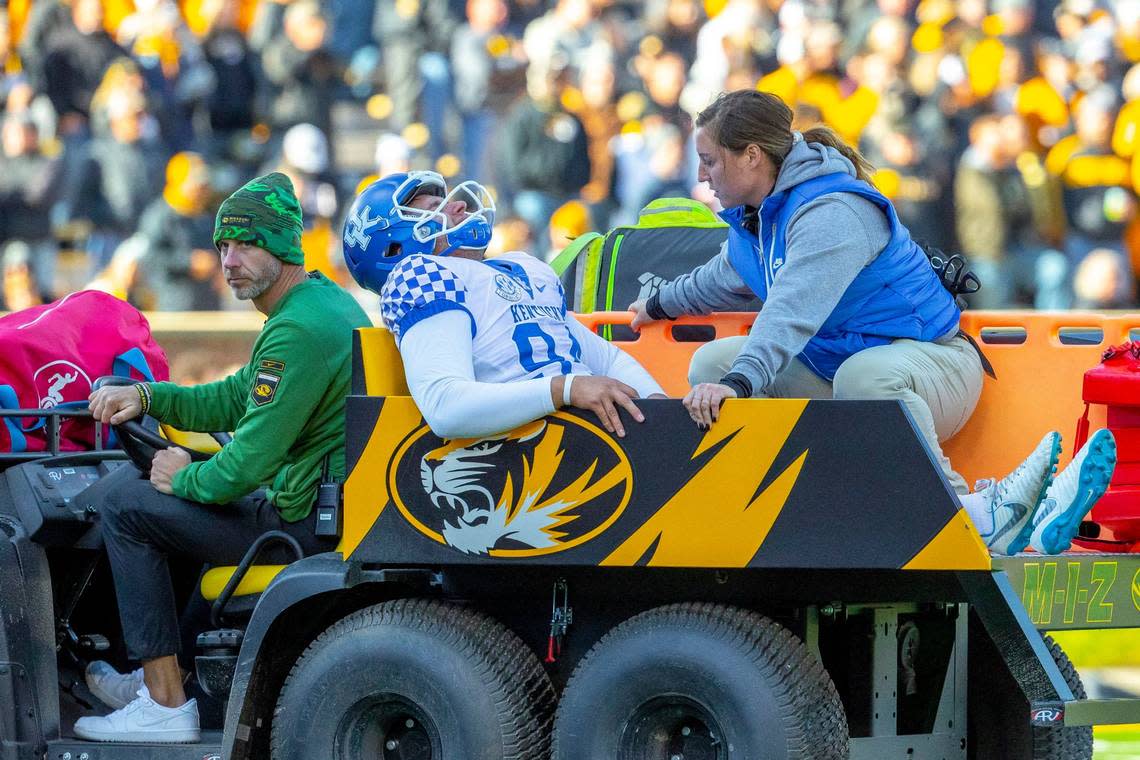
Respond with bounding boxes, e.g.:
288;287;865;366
436;237;462;257
437;218;493;256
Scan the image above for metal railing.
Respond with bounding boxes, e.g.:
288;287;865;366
0;406;126;464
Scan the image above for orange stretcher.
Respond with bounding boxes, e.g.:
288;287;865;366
577;310;1140;549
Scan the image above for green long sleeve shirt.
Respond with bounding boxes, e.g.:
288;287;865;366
148;273;371;521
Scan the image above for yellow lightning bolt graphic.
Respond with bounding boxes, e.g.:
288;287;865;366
902;509;990;570
340;399;424;557
602;399;809;568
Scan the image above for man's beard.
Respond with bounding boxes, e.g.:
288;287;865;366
229;257;282;300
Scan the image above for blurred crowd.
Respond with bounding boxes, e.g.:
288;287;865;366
3;0;1140;313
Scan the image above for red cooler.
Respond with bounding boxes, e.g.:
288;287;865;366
1076;341;1140;549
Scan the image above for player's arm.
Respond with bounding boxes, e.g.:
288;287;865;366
382;256;556;438
399;310;557;438
401;311;647;438
385;256;646;438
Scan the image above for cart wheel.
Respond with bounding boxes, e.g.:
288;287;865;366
969;630;1093;759
270;598;555;760
552;602;849;760
1033;636;1093;760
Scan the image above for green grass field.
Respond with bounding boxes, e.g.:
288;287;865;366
1094;725;1140;758
1049;630;1140;759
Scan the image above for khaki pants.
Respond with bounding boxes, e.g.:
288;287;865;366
689;336;984;494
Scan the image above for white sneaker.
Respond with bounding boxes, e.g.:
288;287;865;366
974;431;1062;555
85;661;144;710
1030;429;1116;555
73;685;200;743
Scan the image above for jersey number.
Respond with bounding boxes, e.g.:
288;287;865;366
512;323;581;376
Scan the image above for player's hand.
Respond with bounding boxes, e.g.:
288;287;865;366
683;382;737;429
628;299;655;332
150;447;191;494
88;385;143;425
566;375;645;438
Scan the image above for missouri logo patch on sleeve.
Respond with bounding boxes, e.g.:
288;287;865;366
252;370;281;406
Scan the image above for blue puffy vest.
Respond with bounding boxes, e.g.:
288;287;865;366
725;172;960;381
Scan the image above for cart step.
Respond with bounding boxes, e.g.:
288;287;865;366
48;730;223;759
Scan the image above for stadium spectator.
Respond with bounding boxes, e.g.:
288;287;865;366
1047;85;1136;302
372;0;458;158
451;0;526;183
261;0;341;144
116;0;214;151
42;0;128;137
134;151;222;310
569;52;621;213
197;0;260;162
0;114;65;307
273;123;341;281
869;122;956;254
65;87;165;276
497;56;591;238
522;0;607;80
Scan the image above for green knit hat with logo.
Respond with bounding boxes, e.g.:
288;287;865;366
213;172;305;264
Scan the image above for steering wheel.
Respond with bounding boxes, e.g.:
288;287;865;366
92;376;231;473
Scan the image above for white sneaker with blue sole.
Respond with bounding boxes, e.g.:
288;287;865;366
975;431;1062;555
1029;428;1116;555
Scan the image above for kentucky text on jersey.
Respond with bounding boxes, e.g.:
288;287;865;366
510;304;565;323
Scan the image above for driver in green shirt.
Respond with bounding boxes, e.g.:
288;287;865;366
76;172;371;743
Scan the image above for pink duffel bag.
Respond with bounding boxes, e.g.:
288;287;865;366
0;290;169;452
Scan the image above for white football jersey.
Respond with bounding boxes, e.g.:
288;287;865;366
380;251;592;383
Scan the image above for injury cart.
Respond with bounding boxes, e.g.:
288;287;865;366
1;310;1139;759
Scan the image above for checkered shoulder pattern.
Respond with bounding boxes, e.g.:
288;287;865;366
380;255;470;343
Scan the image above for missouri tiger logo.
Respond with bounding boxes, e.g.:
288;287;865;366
251;371;280;406
389;414;633;556
1132;568;1140;613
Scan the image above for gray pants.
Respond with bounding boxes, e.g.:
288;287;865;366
689;336;984;494
100;474;335;661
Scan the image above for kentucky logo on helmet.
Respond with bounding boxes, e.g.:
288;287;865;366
343;171;496;295
390;416;632;557
344;204;389;250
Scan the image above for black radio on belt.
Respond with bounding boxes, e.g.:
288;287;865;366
926;248;982;310
315;456;342;539
923;246;996;379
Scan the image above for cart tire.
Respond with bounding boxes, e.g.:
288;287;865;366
1032;636;1093;760
969;631;1094;760
270;598;555;760
552;602;848;760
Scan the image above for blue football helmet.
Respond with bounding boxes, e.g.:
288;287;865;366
342;171;495;294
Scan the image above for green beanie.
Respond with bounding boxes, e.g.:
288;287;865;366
213;172;305;265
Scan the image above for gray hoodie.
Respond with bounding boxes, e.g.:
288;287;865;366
657;137;898;395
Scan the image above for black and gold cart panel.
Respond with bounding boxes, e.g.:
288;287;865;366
339;396;989;572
